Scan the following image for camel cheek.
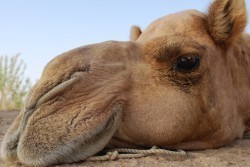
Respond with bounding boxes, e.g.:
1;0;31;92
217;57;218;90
120;86;201;146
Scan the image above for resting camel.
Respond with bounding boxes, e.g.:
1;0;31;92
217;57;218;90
1;0;250;166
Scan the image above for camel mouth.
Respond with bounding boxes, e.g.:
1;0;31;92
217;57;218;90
1;69;125;163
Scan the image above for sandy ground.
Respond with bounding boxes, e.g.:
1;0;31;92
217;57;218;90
0;110;249;167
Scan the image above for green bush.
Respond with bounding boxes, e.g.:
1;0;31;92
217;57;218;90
0;54;31;110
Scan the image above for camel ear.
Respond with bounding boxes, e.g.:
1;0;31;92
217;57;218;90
130;26;142;41
207;0;247;43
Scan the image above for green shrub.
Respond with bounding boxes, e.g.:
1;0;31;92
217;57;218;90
0;54;31;110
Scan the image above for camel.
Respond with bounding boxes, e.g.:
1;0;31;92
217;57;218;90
1;0;250;166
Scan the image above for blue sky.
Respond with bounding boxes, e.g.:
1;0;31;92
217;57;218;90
1;0;250;83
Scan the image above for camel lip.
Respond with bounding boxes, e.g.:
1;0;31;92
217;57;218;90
26;71;85;111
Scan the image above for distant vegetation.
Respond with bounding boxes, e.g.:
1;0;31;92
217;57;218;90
0;54;31;110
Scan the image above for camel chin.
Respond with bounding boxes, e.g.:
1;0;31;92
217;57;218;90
1;0;250;166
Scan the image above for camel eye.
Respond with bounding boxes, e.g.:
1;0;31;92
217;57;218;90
175;55;199;72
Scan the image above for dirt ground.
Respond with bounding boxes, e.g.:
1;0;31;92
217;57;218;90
0;110;249;167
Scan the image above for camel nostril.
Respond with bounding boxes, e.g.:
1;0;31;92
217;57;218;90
83;64;91;73
70;71;86;79
35;75;82;109
70;65;90;79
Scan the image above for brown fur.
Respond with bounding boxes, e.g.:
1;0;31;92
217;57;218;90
1;0;250;166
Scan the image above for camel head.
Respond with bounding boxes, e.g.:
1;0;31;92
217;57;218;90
1;0;250;166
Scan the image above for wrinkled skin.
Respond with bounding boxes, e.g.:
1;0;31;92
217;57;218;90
1;0;250;166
